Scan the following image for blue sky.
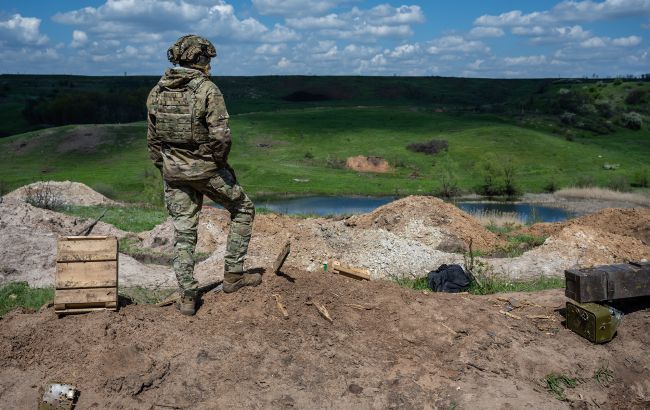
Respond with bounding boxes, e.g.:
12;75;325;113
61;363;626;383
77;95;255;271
1;0;648;77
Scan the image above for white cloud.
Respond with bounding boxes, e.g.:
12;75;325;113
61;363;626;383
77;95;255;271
475;0;650;27
252;0;356;17
276;56;292;68
426;36;489;55
469;26;504;38
286;14;346;29
53;0;285;43
70;30;88;48
581;35;642;48
503;55;547;66
0;14;48;46
512;25;591;44
388;43;420;57
255;43;286;55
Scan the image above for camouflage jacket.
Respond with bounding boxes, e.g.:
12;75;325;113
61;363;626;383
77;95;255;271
146;67;231;181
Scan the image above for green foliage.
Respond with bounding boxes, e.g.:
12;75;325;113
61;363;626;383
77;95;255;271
545;373;579;400
631;166;650;188
621;112;643;130
91;182;117;199
62;205;167;232
593;364;614;387
0;282;53;317
142;167;165;207
625;89;648;105
435;153;460;198
607;175;630;191
476;156;520;197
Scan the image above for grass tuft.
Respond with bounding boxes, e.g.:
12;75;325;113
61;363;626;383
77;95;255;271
545;373;579;400
0;282;53;317
594;364;614;387
62;205;167;232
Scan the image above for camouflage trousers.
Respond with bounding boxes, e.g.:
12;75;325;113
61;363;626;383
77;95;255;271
163;168;255;292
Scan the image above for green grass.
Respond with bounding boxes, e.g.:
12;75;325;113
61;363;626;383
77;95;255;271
61;205;167;232
545;373;579;400
119;286;176;305
594;364;614;387
2;106;649;202
0;282;54;317
394;274;564;295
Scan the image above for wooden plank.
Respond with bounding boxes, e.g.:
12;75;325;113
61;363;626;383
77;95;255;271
57;236;117;262
55;307;117;314
56;261;117;289
54;287;117;305
272;241;291;274
331;261;371;281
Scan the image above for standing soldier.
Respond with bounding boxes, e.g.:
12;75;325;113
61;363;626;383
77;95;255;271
146;34;259;316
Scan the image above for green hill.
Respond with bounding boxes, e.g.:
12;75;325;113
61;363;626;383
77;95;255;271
2;106;648;201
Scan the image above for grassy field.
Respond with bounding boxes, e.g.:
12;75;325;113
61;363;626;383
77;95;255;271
1;105;649;202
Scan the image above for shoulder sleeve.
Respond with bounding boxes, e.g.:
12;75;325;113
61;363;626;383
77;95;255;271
146;86;163;170
203;82;232;164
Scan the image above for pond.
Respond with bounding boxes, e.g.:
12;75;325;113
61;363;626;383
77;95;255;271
253;196;573;222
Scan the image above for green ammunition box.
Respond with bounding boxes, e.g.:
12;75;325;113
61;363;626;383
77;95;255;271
566;302;623;344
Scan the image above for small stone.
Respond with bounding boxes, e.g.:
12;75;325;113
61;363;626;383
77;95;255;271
348;383;363;394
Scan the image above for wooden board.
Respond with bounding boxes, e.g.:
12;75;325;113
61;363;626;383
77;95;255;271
331;261;371;281
565;262;650;303
56;261;117;289
273;241;291;274
57;236;118;262
54;287;117;305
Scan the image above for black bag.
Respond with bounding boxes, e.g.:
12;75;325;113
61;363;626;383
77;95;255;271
427;264;471;293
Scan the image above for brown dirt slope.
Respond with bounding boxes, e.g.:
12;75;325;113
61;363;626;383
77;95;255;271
346;195;502;251
522;207;650;245
5;180;116;206
345;155;393;173
1;269;648;409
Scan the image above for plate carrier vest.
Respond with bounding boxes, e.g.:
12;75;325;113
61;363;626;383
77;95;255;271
153;76;210;145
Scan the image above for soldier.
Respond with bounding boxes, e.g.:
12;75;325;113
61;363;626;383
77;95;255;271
146;34;260;316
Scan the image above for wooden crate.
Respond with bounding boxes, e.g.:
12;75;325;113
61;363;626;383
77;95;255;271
54;236;118;314
565;261;650;303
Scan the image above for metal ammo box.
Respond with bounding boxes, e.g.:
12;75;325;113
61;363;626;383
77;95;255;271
566;302;622;344
565;261;650;303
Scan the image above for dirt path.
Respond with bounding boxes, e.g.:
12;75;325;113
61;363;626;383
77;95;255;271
1;269;648;409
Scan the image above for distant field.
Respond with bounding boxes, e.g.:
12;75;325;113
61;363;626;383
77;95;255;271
1;106;648;202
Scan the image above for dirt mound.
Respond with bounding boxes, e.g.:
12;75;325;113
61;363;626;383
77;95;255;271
345;155;392;173
492;224;650;279
524;207;650;245
0;199;172;288
1;271;648;409
5;180;116;206
346;195;502;252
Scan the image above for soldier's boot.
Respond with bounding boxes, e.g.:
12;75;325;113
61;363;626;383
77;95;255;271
223;272;262;294
178;289;198;316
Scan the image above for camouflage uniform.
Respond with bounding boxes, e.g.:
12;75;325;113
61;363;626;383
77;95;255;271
146;41;254;294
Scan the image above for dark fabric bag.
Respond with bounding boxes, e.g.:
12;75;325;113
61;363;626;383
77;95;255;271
427;264;471;293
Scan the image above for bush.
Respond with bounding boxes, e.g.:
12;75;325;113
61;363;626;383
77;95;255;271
625;89;647;105
575;174;596;188
621;112;643;130
595;100;615;118
607;175;630;191
435;154;460;198
475;157;519;197
631;167;650;188
325;155;345;169
407;139;449;155
304;152;314;160
24;182;64;211
560;112;576;125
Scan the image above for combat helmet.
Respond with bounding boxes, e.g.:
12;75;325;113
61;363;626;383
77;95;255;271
167;34;217;67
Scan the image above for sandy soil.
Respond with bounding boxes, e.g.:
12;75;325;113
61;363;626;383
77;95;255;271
1;270;649;409
346;155;393;173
